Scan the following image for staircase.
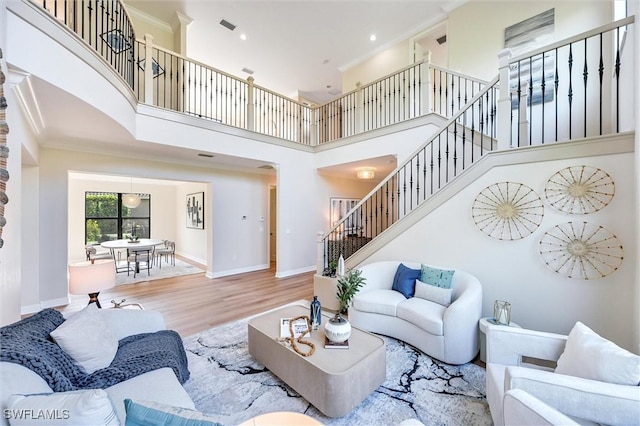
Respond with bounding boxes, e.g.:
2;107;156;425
26;0;636;272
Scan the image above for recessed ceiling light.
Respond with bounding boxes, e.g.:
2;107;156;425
240;34;247;41
322;59;330;64
370;34;377;41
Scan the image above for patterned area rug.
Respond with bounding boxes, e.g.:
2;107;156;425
115;259;203;286
182;314;491;426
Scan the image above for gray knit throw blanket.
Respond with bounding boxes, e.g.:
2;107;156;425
0;308;190;392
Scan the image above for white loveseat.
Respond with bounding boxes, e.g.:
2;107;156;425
349;261;483;365
0;308;195;425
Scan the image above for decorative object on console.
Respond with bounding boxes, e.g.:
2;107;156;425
539;221;624;279
324;314;351;344
310;296;321;330
68;259;116;308
277;316;315;357
544;166;615;214
337;254;345;277
472;181;544;240
492;300;511;325
325;268;366;343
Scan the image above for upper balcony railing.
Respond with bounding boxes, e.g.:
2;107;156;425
319;78;500;270
499;15;635;147
32;0;488;146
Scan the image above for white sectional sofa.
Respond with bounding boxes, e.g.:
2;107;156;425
0;307;195;425
349;261;483;365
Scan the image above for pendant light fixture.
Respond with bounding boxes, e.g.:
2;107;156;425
122;177;141;209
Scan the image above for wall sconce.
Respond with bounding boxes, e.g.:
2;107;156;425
356;168;375;180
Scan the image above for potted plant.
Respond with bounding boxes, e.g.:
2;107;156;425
324;268;366;343
322;260;338;277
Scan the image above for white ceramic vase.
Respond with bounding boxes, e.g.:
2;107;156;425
324;314;351;343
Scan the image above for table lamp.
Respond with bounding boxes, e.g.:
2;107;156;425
68;259;116;308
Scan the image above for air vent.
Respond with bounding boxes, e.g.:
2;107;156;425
219;19;236;31
437;35;447;45
242;67;254;75
198;153;214;158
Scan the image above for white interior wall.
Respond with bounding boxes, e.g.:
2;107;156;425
176;183;208;265
363;152;636;351
26;148;275;313
315;175;379;233
447;1;612;80
342;39;411;93
67;175;182;264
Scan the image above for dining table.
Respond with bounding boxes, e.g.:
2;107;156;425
101;238;164;273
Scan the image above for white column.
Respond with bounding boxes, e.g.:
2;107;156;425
174;12;193;56
247;77;255;132
143;33;154;105
310;109;318;146
355;82;364;134
421;51;432;115
517;81;529;147
497;48;513;150
316;231;324;274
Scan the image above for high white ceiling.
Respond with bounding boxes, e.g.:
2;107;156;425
125;0;458;104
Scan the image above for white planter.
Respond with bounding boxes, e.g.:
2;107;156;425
324;314;351;343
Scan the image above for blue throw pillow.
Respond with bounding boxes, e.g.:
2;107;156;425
124;399;223;426
420;265;455;289
392;263;421;298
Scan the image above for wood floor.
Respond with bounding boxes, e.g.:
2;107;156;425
58;257;485;367
59;259;315;338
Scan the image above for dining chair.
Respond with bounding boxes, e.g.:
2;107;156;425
127;247;153;278
154;240;175;268
84;245;113;264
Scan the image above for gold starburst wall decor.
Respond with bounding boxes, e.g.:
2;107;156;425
545;166;615;214
539;222;623;280
472;182;544;240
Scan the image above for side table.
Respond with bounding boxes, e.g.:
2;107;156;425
110;299;144;310
478;317;521;363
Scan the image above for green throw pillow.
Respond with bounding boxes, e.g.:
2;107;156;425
420;265;455;289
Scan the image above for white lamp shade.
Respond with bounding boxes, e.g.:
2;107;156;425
122;193;141;208
68;259;116;295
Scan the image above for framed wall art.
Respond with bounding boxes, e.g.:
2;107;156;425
186;192;204;229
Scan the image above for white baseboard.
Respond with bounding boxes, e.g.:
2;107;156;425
21;296;70;315
208;263;270;279
175;250;206;266
275;265;316;278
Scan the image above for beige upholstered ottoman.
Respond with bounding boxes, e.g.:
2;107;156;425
248;304;386;418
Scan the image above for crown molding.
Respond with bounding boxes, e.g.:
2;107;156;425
125;4;173;34
8;70;45;136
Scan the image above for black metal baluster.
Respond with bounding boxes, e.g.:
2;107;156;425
528;57;533;145
555;48;559;141
598;33;604;135
568;43;574;139
583;38;588;138
541;52;546;144
615;27;621;132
